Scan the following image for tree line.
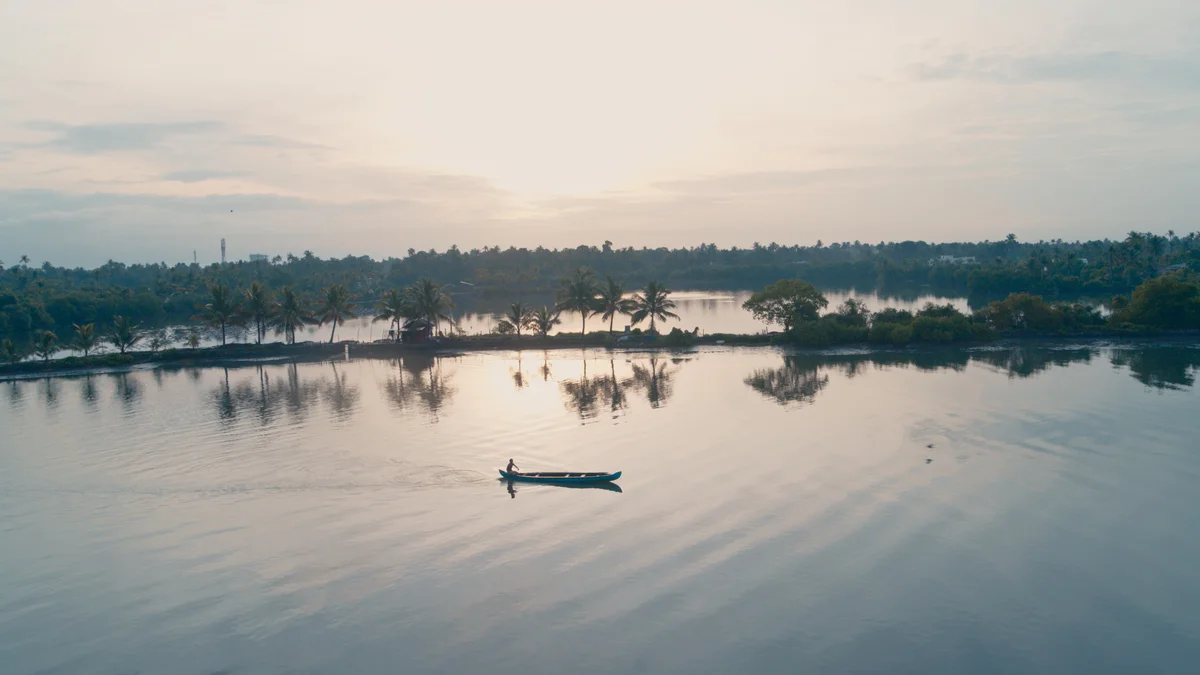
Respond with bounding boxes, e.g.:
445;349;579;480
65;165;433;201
742;271;1200;348
1;269;685;364
493;271;679;338
4;231;1199;343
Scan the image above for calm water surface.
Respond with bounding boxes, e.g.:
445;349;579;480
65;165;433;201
3;344;1200;674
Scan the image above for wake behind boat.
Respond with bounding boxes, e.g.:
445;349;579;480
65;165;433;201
499;469;622;484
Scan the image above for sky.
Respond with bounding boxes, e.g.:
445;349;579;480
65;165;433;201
2;0;1200;267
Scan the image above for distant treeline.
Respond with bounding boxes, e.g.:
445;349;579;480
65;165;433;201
3;231;1199;341
747;272;1200;349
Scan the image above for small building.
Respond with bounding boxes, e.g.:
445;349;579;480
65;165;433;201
249;254;269;262
928;255;978;266
401;319;435;344
1158;263;1188;276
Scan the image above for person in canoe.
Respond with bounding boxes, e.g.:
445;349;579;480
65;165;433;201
506;458;521;476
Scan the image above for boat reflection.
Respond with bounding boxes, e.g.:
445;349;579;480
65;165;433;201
501;478;623;498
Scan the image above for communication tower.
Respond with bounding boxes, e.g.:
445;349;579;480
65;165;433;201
221;238;226;265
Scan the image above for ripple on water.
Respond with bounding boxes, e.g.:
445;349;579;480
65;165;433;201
2;346;1200;674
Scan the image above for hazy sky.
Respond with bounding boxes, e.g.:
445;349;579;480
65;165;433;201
3;0;1200;266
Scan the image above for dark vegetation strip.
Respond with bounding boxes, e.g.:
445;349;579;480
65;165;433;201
3;231;1199;341
3;234;1199;373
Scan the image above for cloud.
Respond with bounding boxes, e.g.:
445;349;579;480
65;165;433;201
0;188;307;218
160;169;251;183
652;169;859;196
23;120;226;154
913;49;1200;89
230;134;327;150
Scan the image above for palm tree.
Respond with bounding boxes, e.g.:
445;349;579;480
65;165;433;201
109;315;143;354
1147;235;1166;263
630;281;679;333
318;284;357;343
271;287;311;345
200;283;241;346
73;323;99;356
243;281;275;344
529;306;562;337
2;338;21;365
596;276;635;334
374;289;411;341
556;268;600;335
33;330;59;362
504;301;535;337
405;278;454;334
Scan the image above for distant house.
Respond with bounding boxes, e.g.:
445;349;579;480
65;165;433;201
1158;263;1188;276
248;254;269;262
928;255;977;266
401;319;435;344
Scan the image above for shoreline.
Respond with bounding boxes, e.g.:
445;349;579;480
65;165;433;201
3;330;1199;381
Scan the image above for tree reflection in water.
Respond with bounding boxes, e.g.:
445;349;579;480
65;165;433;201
249;366;282;426
80;374;98;408
205;361;359;425
560;355;676;420
321;361;361;421
1111;346;1200;390
510;354;526;390
380;354;456;420
39;378;60;410
112;372;141;410
282;362;319;420
605;358;628;414
973;347;1094;379
745;345;1200;407
629;355;677;408
560;360;603;420
744;356;830;406
213;368;237;422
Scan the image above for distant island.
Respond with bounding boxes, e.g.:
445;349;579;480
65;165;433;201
2;231;1199;376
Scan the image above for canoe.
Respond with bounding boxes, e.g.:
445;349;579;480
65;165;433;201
499;469;622;484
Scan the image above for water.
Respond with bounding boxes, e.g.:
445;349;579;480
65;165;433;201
2;343;1199;674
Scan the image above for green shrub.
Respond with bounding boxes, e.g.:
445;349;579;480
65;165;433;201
790;320;834;347
912;315;972;342
662;327;697;347
872;308;913;325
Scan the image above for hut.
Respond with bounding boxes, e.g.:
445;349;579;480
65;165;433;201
401;319;435;344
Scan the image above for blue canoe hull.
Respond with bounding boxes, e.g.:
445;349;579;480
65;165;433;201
499;470;621;484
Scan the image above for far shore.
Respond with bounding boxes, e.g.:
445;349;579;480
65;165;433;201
3;329;1200;381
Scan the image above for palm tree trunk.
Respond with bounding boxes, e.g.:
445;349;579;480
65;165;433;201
221;321;226;346
609;314;615;333
329;320;337;343
581;313;586;336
